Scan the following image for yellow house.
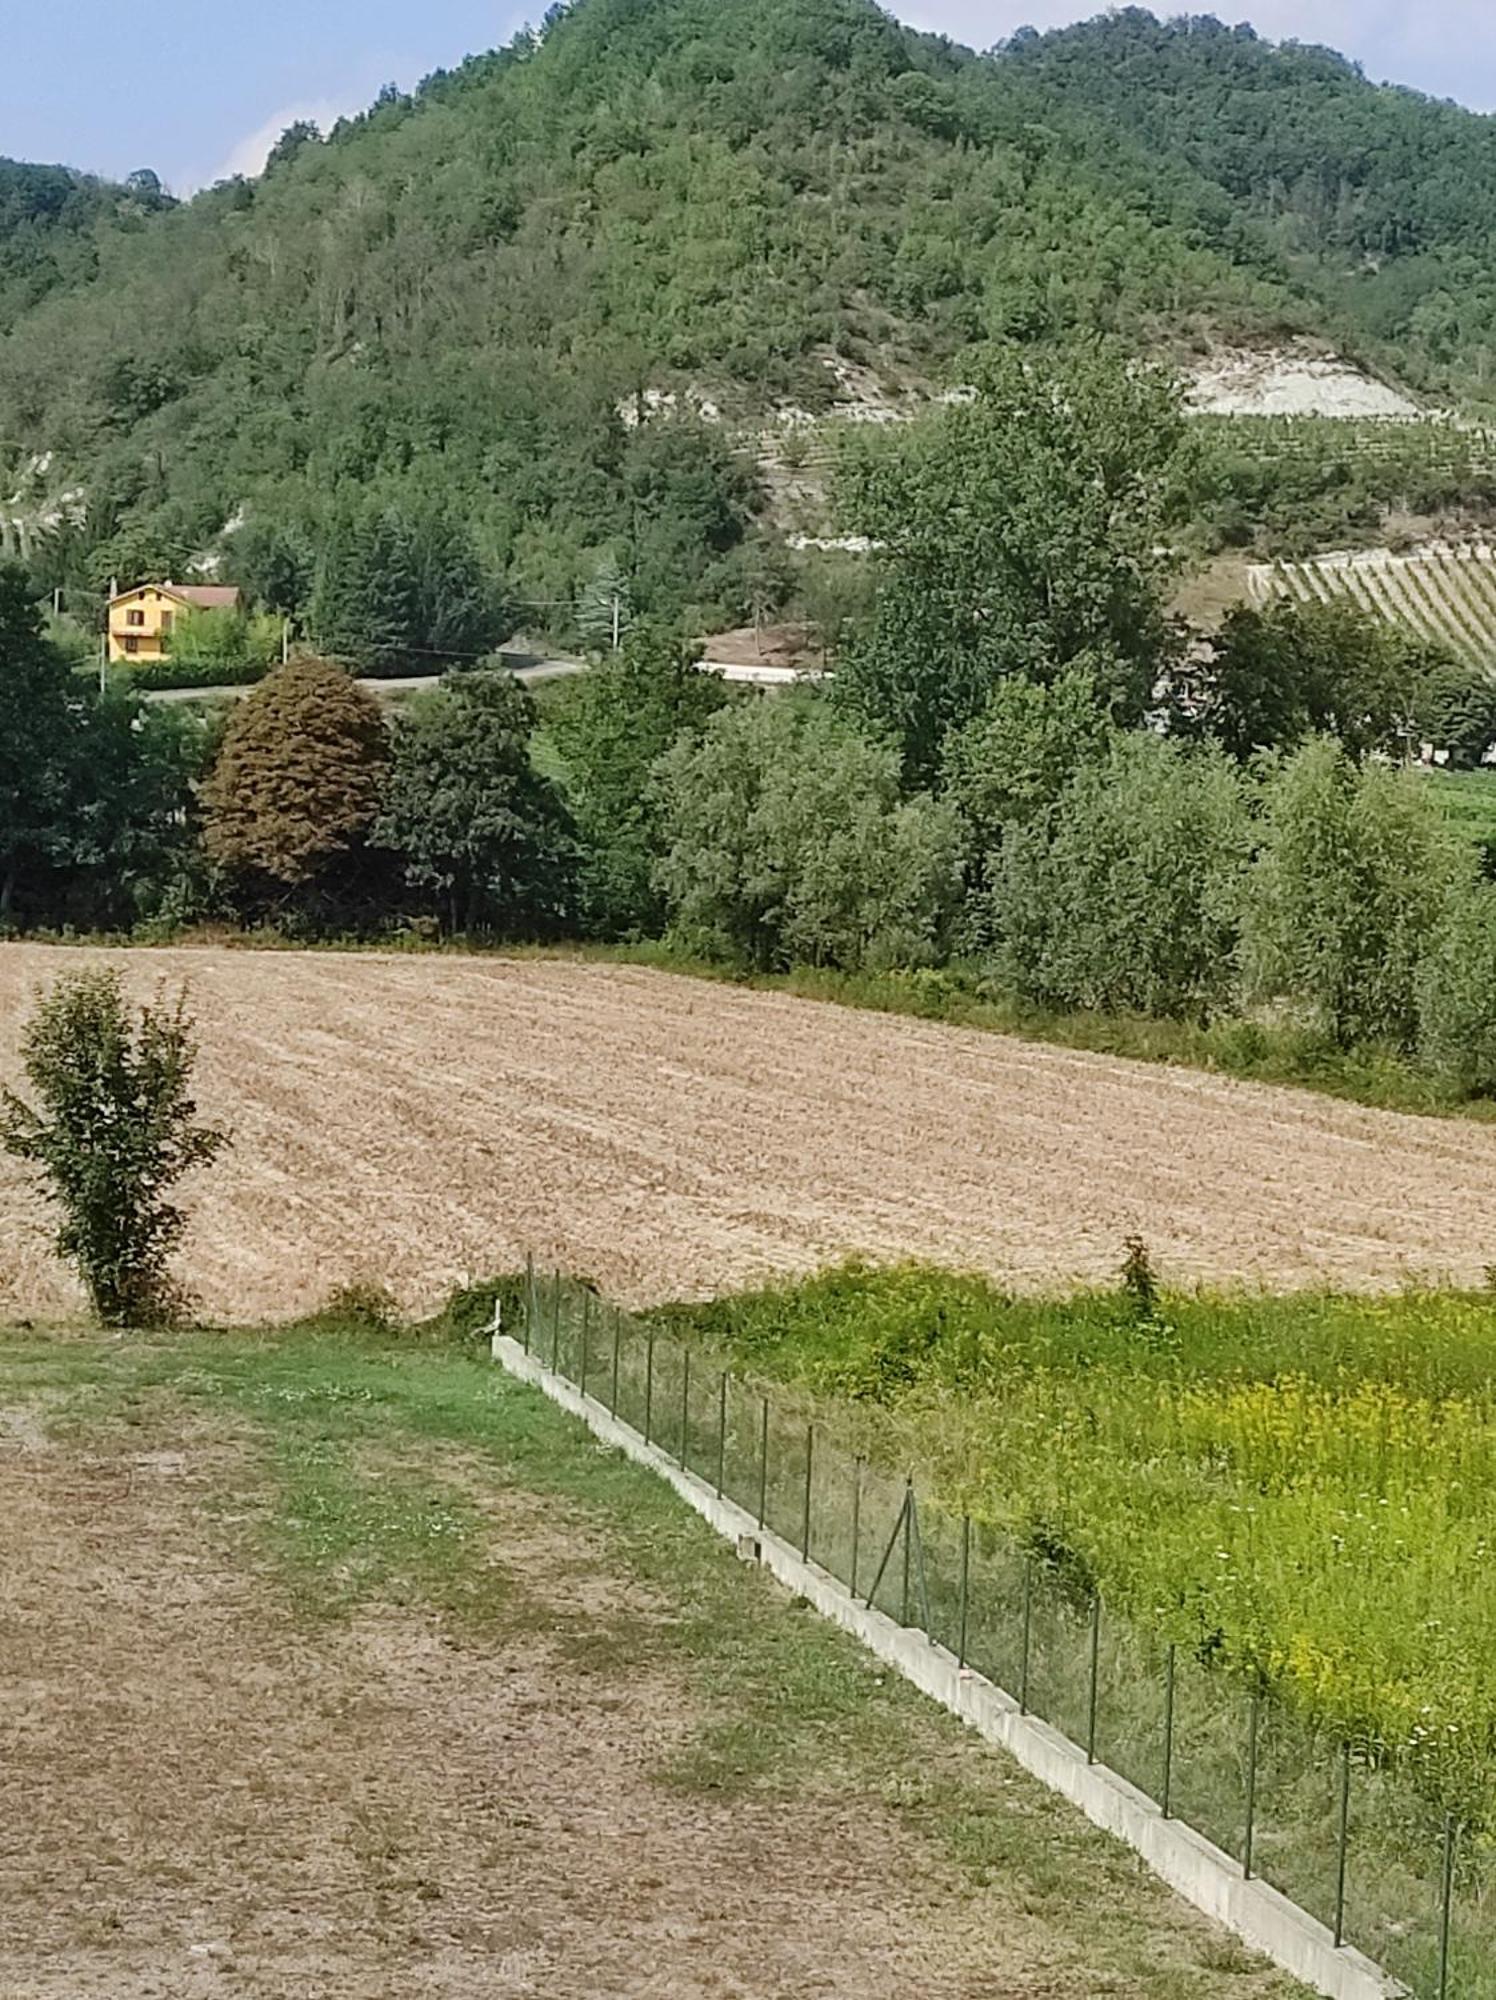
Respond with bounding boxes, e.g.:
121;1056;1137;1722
107;582;242;664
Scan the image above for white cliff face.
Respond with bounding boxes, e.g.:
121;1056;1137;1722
1185;344;1424;420
1;451;86;562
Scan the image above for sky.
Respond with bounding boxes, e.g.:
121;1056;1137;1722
2;1;1493;194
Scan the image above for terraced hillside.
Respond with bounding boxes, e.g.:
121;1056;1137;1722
1250;544;1496;666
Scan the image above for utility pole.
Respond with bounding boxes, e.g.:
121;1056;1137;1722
611;592;621;653
282;619;291;665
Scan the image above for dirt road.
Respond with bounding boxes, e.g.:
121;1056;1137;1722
4;945;1496;1321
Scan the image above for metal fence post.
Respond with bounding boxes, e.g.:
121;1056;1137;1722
523;1252;534;1354
1243;1689;1261;1881
849;1457;863;1599
863;1488;910;1612
900;1479;913;1627
578;1292;590;1400
609;1308;622;1417
957;1515;971;1670
1438;1815;1458;2000
1086;1594;1102;1765
757;1394;770;1529
908;1488;932;1633
716;1373;728;1497
1161;1644;1176;1820
679;1348;691;1468
551;1270;562;1371
800;1425;814;1561
643;1330;655;1445
1333;1741;1351;1948
1019;1557;1034;1716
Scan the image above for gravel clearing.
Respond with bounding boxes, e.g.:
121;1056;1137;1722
4;944;1496;1320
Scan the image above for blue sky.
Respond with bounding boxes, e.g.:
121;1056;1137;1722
2;3;1491;193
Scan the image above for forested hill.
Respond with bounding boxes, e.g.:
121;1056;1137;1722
7;0;1496;636
1005;12;1496;395
0;161;173;332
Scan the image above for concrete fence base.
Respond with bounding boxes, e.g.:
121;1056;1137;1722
492;1333;1404;2000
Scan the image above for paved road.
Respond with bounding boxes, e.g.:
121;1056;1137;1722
143;657;588;704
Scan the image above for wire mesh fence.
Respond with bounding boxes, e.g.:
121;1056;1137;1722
516;1269;1492;2000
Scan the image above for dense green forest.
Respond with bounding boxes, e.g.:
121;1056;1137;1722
12;339;1496;1118
13;0;1496;648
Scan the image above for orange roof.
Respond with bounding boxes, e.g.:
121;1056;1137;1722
110;581;242;609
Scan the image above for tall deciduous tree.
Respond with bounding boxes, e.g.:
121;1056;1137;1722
0;562;85;924
202;658;390;903
655;695;963;971
376;670;574;934
1243;738;1462;1049
834;340;1189;783
1180;600;1447;762
550;624;725;937
991;733;1251;1021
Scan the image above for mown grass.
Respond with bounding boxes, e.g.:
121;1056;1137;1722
0;1315;1307;1998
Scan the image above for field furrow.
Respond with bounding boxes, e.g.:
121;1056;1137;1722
5;946;1496;1320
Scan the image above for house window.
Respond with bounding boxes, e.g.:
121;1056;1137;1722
126;609;145;628
124;636;139;655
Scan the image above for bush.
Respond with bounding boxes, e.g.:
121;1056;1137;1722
126;658;271;693
1417;885;1496;1095
991;734;1251;1020
0;969;228;1325
1243;738;1463;1049
655;695;964;972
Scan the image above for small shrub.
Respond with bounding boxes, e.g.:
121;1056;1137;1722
0;970;228;1326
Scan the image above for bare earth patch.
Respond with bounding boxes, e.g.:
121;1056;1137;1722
5;945;1496;1319
0;1402;1265;1999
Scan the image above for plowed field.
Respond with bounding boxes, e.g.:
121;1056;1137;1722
4;945;1496;1321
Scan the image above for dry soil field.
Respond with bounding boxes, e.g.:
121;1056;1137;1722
5;944;1496;1321
0;1333;1302;1998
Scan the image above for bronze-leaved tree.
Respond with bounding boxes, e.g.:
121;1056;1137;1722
201;656;390;917
1;970;227;1326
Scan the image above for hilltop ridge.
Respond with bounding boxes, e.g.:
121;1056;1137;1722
4;0;1496;633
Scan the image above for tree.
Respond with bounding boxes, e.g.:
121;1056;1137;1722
834;340;1189;783
576;553;632;654
1417;885;1496;1095
550;624;726;936
942;659;1113;862
1415;661;1496;770
57;692;210;930
0;563;85;924
655;696;964;971
0;970;227;1326
376;670;574;934
1242;738;1462;1048
991;734;1252;1020
85;523;191;598
1180;600;1448;761
310;502;504;674
264;122;322;176
201;658;390;904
